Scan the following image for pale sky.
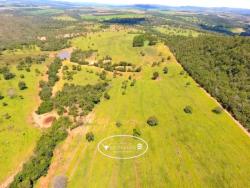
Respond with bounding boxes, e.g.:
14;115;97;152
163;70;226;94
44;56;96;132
62;0;250;9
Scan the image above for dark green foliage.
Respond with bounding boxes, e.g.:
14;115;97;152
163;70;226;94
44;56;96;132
130;79;136;86
70;49;94;63
184;106;193;114
212;107;223;114
0;66;16;80
54;83;107;116
47;58;62;87
10;117;72;188
165;35;250;129
133;128;141;137
86;132;94;142
18;81;27;90
0;91;4;100
116;121;122;127
36;100;53;115
39;85;52;101
38;38;70;51
163;67;168;74
104;92;110;100
147;116;158;126
152;72;159;80
133;35;145;47
99;71;107;80
4;113;11;119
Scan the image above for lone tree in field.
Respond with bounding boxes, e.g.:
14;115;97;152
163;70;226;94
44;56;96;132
18;81;27;90
86;132;94;142
152;72;159;80
212;107;223;114
184;106;193;114
163;67;168;74
104;92;110;100
147;116;158;126
116;121;122;127
0;91;4;100
133;128;141;137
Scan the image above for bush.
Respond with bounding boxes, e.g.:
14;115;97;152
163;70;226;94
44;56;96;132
133;128;141;137
0;92;4;100
86;132;94;142
184;106;193;114
133;35;145;47
104;92;110;100
152;72;159;80
3;71;15;80
18;81;27;90
116;121;122;127
39;85;52;101
212;107;223;114
163;67;168;74
10;117;72;188
147;116;158;126
36;100;53;115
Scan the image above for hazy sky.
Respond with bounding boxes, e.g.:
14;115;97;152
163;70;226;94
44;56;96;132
62;0;250;9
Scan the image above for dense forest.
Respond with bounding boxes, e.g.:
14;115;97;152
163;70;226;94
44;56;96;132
164;35;250;130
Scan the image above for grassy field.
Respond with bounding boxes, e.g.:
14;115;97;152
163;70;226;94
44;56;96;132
155;26;202;37
0;53;48;183
36;31;250;188
71;31;167;65
53;15;77;21
81;13;146;21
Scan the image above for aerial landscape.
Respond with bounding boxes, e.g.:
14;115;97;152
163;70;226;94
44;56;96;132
0;0;250;187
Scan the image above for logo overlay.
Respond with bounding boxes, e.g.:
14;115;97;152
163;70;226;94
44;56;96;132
97;135;148;160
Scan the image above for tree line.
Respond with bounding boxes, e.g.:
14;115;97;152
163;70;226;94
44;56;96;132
164;35;250;130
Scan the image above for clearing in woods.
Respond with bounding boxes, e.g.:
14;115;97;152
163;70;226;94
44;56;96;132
36;30;250;188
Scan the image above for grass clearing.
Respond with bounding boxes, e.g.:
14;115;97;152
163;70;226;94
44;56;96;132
0;59;48;182
38;30;250;188
155;26;202;37
71;30;167;65
81;13;146;21
53;15;77;22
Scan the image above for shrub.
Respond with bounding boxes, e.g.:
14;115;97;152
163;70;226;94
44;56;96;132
147;116;158;126
39;85;52;101
184;106;193;114
86;132;94;142
3;71;15;80
163;67;168;74
152;72;159;80
133;35;145;47
18;81;27;90
10;117;72;188
0;92;4;100
133;128;141;137
36;100;53;115
212;107;223;114
116;121;122;127
104;92;110;100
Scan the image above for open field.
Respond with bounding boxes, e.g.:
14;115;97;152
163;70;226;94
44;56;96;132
71;30;168;65
80;13;146;21
155;26;202;37
0;54;49;182
53;15;77;21
36;31;250;188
